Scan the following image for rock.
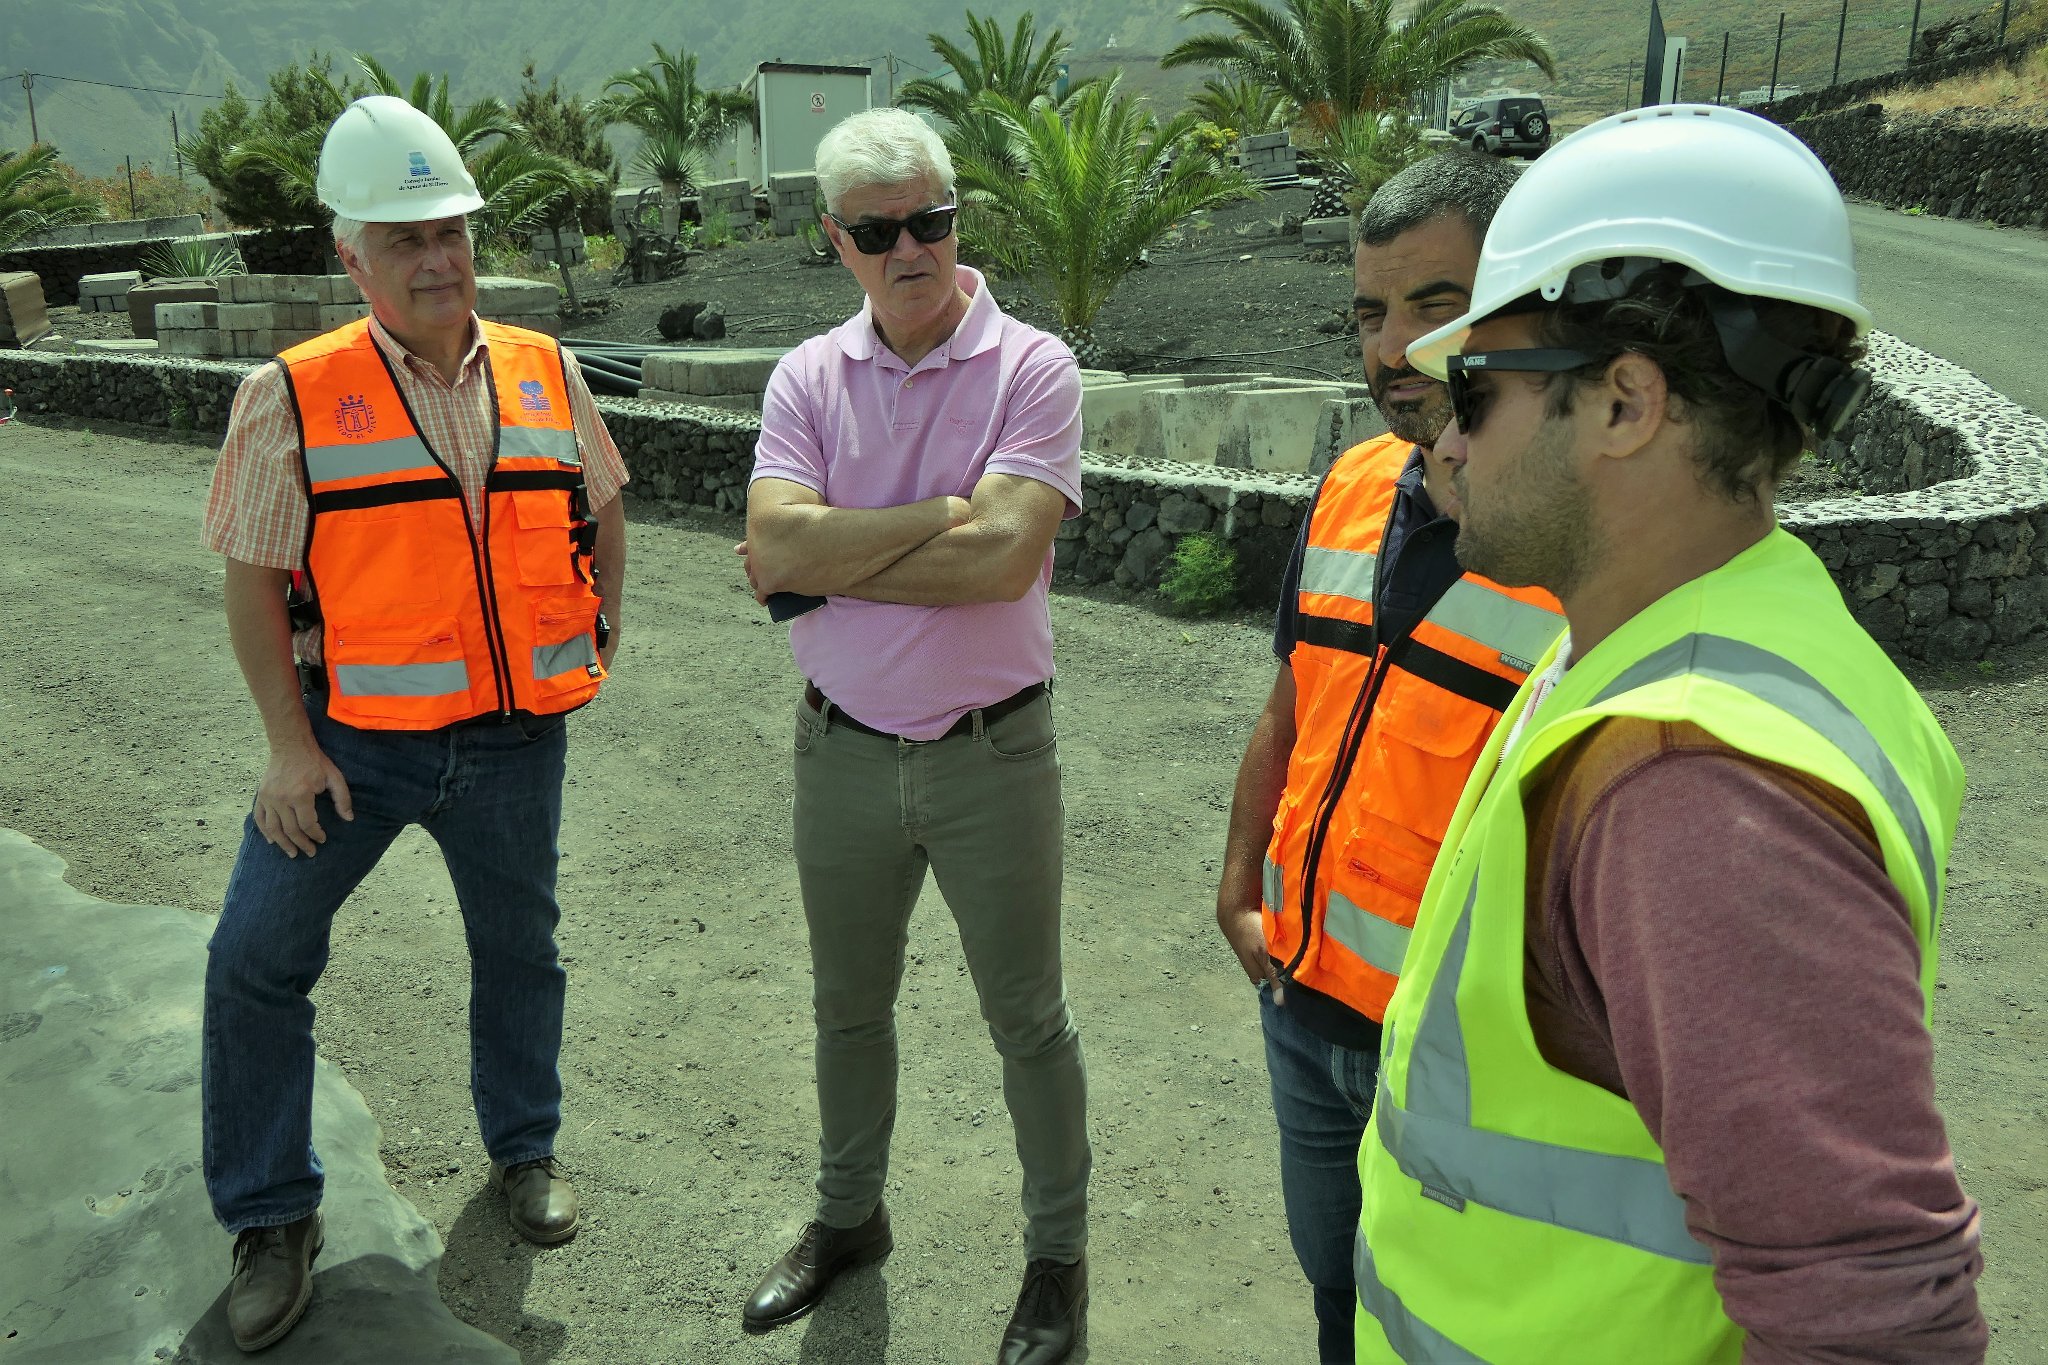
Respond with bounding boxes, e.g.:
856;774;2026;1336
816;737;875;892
1120;527;1172;586
1925;615;1993;660
1905;582;1950;626
657;301;705;341
1852;562;1902;601
1125;500;1158;532
692;311;727;342
0;829;517;1365
1157;492;1214;536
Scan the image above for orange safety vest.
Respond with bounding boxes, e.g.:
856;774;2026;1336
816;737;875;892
279;317;606;731
1263;434;1563;1030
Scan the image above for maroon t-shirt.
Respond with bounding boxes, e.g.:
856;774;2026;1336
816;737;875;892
1524;718;1987;1362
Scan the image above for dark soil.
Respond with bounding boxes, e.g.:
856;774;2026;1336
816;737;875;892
560;186;1366;383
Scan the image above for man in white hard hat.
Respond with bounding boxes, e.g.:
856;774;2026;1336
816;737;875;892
199;95;629;1351
1347;105;1986;1361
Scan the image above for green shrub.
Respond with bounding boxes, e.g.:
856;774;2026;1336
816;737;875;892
1160;531;1238;615
140;236;245;280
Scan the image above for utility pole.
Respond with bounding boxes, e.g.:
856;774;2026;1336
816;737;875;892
21;72;37;145
1998;0;2012;47
171;110;183;180
885;52;897;105
1770;12;1786;102
1833;0;1850;85
126;155;137;216
1908;0;1924;64
1624;68;1635;109
1716;32;1730;104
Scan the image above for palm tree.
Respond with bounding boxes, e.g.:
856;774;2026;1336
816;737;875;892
956;77;1258;366
590;44;755;197
1189;76;1295;137
0;145;104;251
1162;0;1555;135
898;11;1092;184
226;54;601;256
1305;109;1427;215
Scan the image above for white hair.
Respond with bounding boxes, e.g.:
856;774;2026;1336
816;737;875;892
329;213;371;259
815;108;955;215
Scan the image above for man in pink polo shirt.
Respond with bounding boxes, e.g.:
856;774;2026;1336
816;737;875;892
736;108;1090;1364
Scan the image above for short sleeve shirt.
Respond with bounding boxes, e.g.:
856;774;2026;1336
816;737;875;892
750;265;1083;740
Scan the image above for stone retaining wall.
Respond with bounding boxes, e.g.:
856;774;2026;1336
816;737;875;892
3;331;2042;659
0;226;326;307
1789;104;2048;228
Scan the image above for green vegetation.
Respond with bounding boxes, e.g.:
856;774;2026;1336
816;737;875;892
513;63;621;237
183;55;358;229
1161;532;1241;615
898;12;1089;185
955;76;1257;365
591;43;754;195
139;236;247;279
0;145;103;250
1189;76;1296;136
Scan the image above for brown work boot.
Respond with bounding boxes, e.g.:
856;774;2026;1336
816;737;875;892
226;1212;323;1352
741;1202;893;1332
997;1256;1087;1365
491;1157;580;1244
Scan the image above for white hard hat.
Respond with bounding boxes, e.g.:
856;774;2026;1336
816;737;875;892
316;95;485;222
1409;104;1870;380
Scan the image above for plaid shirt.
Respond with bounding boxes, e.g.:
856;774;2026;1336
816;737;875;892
203;314;629;570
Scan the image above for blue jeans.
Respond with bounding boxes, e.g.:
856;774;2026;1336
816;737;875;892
1261;984;1381;1365
202;696;570;1233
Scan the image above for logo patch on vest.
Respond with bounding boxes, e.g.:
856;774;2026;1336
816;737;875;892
517;379;553;413
1420;1184;1468;1213
1499;652;1534;673
334;394;377;437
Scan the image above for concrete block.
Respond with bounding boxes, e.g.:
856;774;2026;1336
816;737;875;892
250;329;318;356
635;387;759;413
320;304;370;330
318;275;362;305
640;346;791;396
473;276;558;314
489;312;562;338
127;280;219;339
154;301;219;330
1302;217;1351;247
1142;385;1239;464
158;326;220;357
1218;385;1350;472
1309;397;1391;475
1080;377;1186;458
79;270;142;297
270;275;322;304
219;302;290;329
1240;131;1290;151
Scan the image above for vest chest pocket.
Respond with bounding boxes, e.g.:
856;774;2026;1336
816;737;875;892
329;618;471;718
510;491;581;586
1349;676;1499;861
313;505;446;607
530;598;604;699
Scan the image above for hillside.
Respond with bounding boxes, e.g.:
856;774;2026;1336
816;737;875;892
5;0;2007;176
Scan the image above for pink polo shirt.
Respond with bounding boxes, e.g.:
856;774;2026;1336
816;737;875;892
751;266;1083;740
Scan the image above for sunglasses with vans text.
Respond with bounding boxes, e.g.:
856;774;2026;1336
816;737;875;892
1445;349;1597;436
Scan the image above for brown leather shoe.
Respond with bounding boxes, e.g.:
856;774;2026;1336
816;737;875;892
741;1203;893;1332
227;1212;323;1353
491;1158;579;1244
998;1256;1087;1365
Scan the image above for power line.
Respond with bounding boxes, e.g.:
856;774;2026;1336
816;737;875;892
13;69;229;100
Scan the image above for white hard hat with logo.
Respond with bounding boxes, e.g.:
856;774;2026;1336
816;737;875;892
1408;104;1871;381
316;95;486;222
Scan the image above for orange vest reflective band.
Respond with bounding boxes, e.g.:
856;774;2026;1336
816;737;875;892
280;318;605;731
1263;434;1563;1028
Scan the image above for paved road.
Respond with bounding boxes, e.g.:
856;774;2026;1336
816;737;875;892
1848;202;2048;417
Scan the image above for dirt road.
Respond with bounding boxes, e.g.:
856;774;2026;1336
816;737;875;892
1;418;2041;1362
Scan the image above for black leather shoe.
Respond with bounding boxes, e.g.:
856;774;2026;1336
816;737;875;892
742;1203;893;1332
491;1157;579;1245
227;1212;323;1352
998;1256;1087;1365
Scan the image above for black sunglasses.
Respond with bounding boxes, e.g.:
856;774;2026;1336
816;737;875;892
825;205;960;256
1445;348;1598;435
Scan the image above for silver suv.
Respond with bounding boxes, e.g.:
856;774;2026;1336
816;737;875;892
1451;96;1552;159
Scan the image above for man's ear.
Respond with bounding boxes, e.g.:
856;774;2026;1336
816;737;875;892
1595;351;1669;461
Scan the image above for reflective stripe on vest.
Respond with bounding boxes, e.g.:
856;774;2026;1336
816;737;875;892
1596;635;1940;911
305;434;440;484
334;660;471;699
1354;1235;1484;1364
535;634;598;680
1265;855;1415;979
1431;578;1568;671
1302;545;1378;607
501;425;581;464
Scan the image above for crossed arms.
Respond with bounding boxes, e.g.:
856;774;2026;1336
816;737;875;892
741;470;1068;608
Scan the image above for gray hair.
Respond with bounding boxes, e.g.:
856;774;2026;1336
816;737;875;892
330;212;371;259
1358;150;1520;250
815;108;955;215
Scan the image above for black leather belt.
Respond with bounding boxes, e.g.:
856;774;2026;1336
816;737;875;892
803;681;1048;742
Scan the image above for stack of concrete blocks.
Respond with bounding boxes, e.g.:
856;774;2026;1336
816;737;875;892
529;226;586;268
637;347;793;411
768;173;820;238
1235;131;1299;184
207;274;324;358
474;276;562;337
1079;372;1386;474
695;179;754;235
77;271;141;315
0;270;51;347
154;301;222;356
